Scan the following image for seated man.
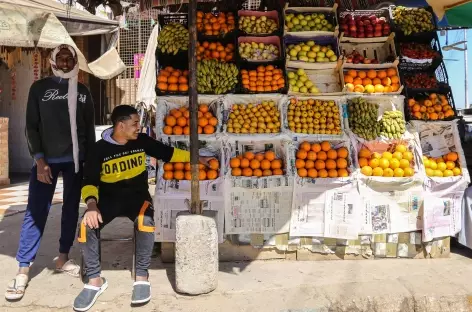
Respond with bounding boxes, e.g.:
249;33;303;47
73;105;213;312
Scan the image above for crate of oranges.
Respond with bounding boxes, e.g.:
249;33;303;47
196;10;236;38
156;96;222;140
228;141;288;179
156;66;189;95
223;94;283;136
405;89;456;121
294;140;352;179
158;141;224;195
341;63;403;94
240;63;287;93
197;41;235;62
356;142;417;179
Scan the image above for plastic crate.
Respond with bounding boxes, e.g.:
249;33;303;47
284;6;338;36
338;8;392;43
196;2;238;40
287;0;336;7
155;65;189;96
401;61;449;92
404;86;457;122
241;0;283;11
389;6;437;37
158;13;188;28
396;31;443;72
156;14;189;68
239;61;288;94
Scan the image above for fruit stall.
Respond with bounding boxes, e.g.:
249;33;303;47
138;1;470;261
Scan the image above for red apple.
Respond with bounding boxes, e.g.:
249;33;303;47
355;16;362;23
366;25;374;32
357;32;365;38
371;59;379;64
341;24;349;32
374;30;382;37
363;20;371;26
375;24;382;31
369;15;378;22
349;25;357;32
383;29;390;36
363;59;372;64
346;57;353;63
366;32;374;38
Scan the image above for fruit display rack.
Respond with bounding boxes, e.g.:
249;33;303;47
400;61;449;92
283;4;339;37
396;31;442;72
388;6;437;37
404;87;457;122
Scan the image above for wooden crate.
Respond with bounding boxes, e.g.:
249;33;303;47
339;33;397;64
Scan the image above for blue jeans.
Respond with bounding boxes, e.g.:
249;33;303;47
16;162;83;267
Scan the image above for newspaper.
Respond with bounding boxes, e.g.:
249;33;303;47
154;196;224;243
423;191;463;242
225;187;293;234
360;184;423;234
289;191;326;237
324;188;360;239
418;123;456;158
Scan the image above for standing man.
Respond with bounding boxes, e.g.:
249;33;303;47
5;44;96;300
73;105;213;311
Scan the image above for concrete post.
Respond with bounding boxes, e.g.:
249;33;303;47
175;211;218;295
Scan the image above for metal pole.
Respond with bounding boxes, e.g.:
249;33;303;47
188;0;201;214
464;29;469;108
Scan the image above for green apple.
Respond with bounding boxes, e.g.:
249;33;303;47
314;18;321;24
299;55;309;62
287;22;294;29
307;51;316;58
300;20;308;26
289;78;297;86
296;81;304;88
312;45;320;52
319;14;325;20
316;56;324;62
296;68;306;76
321;19;328;26
329;55;338;62
292;18;300;25
317;52;325;58
308;21;315;27
298;51;307;57
321;46;328;53
308;58;315;63
301;45;311;52
306;40;315;47
315;24;323;30
287;72;296;79
305;81;314;88
300;86;308;93
299;76;308;83
310;86;320;93
326;50;335;57
292;86;300;92
289;49;298;57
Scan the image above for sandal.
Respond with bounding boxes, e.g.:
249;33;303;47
55;259;80;278
73;278;108;312
131;281;151;305
5;273;28;300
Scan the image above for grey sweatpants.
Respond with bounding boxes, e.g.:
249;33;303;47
78;198;155;279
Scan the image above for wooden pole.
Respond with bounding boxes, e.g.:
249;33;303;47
188;0;201;214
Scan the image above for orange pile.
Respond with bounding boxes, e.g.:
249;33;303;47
163;158;219;181
197;11;235;36
241;65;285;92
408;93;455;120
344;68;400;93
157;66;189;93
230;151;284;177
197;41;234;62
296;141;349;178
163;104;217;135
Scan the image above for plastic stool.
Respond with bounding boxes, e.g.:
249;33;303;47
80;226;136;283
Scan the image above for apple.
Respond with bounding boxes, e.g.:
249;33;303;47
363;59;372;64
341;24;348;32
371;59;379;64
348;19;355;26
374;30;382;37
363;20;371;26
349;25;357;32
375;24;382;31
357;20;364;27
366;25;373;32
357;32;365;38
355;16;362;23
378;17;386;24
366;32;374;38
369;15;377;22
345;14;353;21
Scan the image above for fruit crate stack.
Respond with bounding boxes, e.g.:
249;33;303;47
283;4;342;96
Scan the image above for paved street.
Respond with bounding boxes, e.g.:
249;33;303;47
1;200;472;311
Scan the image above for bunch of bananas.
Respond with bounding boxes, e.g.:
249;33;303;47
158;23;188;55
197;60;238;94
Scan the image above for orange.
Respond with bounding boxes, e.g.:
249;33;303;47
174;170;184;180
253;169;263;177
165;116;177;127
344;75;354;84
295;159;305;169
298;168;308;177
255;153;265;162
353;78;363;86
157;82;168;90
230;158;241;168
337;147;348;159
314;160;326;170
300;141;311;152
265;151;276;161
377;70;387;79
184;162;191;171
307;151;317;161
311;143;322;152
327;149;337;160
174;162;184;170
372;78;382;85
271;159;282;170
199;170;207;180
358;148;371;159
367;70;377;79
177;117;187;127
307;168;318;178
381;77;392;86
262;169;272;176
273;168;283;175
250;159;260;169
347;70;357;78
328;169;338;178
208;159;219;170
446;152;458;162
173;126;183;135
357;71;367;79
387;68;396;77
244;152;255;160
183;126;190;135
242;167;253;177
240;158;250;168
296;150;307;160
198;117;209;127
318;169;328;178
232;168;242;176
321;141;331;151
199;104;209;113
163;171;173;180
358;157;369;167
203;125;215;134
206;169;218;180
362;78;372;86
338;168;349;177
325;159;336;170
163;163;173;171
305;160;315;169
208;117;218;126
336;158;348;169
168;76;178;84
317;151;327;161
163;126;173;135
256;158;269;170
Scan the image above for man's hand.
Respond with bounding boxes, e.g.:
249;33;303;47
36;158;53;184
199;156;216;168
83;201;103;229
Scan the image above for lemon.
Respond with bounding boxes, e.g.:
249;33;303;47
425;168;434;177
443;170;454;177
404;167;414;177
403;151;413;162
434;170;443;177
372;167;384;176
437;162;447;172
389;158;400;169
383;168;394;177
395;144;407;153
453;167;462;176
369;158;380;168
393;152;403;160
399;159;410;169
393;168;404;177
379;158;390;169
361;166;373;176
371;152;382;159
382;152;393;160
423;159;430;168
429;161;438;170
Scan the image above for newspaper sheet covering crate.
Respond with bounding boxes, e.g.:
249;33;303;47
224;139;294;235
156;140;226;197
411;120;470;242
156;95;224;143
154;194;225;243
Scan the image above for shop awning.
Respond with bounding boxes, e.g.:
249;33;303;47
427;0;472;27
0;0;125;79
